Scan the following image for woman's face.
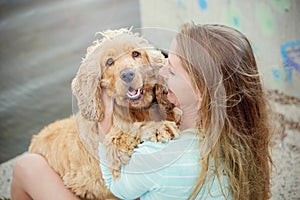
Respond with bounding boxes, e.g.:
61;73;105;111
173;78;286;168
159;39;200;128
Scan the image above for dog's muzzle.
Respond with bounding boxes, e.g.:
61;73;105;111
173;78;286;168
120;68;144;102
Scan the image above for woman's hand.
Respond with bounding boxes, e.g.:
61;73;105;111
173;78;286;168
98;88;113;139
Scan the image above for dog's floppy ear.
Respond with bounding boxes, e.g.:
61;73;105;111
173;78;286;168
72;45;104;122
147;48;166;69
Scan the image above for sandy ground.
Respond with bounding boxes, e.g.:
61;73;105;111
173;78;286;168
266;91;300;200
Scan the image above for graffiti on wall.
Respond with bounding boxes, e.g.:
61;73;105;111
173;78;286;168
272;40;300;84
270;0;291;13
281;40;300;74
175;0;298;87
197;0;207;10
176;0;290;36
256;2;276;36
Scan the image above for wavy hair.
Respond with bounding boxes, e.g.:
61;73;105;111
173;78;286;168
175;23;273;200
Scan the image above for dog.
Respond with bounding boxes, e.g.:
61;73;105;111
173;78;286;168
29;28;182;200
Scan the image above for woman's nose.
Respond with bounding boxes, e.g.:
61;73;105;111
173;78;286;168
159;65;169;79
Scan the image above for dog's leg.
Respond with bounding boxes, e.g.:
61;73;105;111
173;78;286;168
103;126;141;179
172;107;183;126
103;119;180;179
137;121;180;142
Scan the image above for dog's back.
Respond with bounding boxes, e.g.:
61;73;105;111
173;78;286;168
28;116;118;200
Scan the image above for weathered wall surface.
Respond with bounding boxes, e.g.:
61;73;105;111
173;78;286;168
140;0;300;98
140;1;300;199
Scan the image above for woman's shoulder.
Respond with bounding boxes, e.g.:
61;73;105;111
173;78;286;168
134;128;202;154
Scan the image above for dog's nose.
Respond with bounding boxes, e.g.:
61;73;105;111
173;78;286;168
120;69;135;83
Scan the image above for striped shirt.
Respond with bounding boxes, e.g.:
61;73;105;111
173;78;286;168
98;129;232;200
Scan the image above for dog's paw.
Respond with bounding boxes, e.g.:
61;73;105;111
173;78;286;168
151;121;180;143
173;107;183;126
106;144;132;166
112;169;121;179
105;142;134;180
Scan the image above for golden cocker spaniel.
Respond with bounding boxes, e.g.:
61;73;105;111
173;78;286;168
29;28;182;200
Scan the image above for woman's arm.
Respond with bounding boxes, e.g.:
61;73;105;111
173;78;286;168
98;143;160;199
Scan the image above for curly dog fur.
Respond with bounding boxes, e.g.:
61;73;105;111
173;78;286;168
29;28;181;200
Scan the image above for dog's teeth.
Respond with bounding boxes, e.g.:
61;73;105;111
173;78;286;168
128;90;138;96
127;89;141;98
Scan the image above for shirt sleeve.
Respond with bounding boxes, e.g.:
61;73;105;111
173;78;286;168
98;142;163;199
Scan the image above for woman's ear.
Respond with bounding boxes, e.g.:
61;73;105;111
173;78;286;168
72;48;104;122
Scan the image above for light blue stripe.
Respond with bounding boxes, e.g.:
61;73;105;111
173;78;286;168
99;129;232;200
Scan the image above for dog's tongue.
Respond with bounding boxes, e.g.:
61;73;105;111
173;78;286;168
127;87;143;100
128;89;138;96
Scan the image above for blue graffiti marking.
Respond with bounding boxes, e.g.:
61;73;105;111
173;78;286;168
177;0;184;6
272;69;280;80
197;0;208;10
233;17;240;27
272;67;292;83
281;40;300;74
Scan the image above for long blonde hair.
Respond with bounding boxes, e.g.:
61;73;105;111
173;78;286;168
175;23;272;200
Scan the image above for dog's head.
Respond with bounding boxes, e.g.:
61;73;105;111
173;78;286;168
72;28;166;121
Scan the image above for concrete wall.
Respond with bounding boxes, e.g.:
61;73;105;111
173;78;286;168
140;0;300;98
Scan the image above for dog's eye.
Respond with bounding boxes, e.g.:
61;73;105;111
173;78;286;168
132;51;141;58
105;58;114;67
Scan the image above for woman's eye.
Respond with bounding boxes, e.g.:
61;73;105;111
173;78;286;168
132;51;141;58
105;58;114;67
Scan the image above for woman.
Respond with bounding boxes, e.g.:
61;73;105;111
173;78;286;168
11;23;272;200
